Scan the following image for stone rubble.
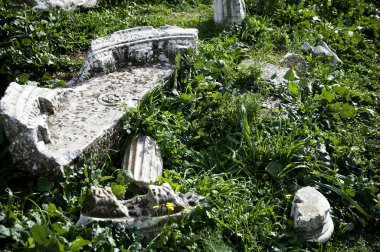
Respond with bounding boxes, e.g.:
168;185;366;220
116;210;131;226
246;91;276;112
122;135;163;187
76;183;206;233
0;26;198;177
290;186;334;243
301;41;342;65
214;0;246;25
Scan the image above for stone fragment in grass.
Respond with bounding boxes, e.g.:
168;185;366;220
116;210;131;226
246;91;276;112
301;41;342;65
76;183;206;233
290;186;334;243
122;135;163;187
0;26;198;178
214;0;246;25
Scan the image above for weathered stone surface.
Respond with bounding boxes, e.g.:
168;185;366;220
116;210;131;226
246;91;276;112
0;26;198;177
69;26;199;85
123;135;163;187
12;0;98;10
301;41;342;65
76;183;206;233
282;52;307;68
214;0;246;25
290;186;334;243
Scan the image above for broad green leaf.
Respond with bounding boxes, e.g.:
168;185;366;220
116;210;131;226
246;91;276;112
298;78;312;93
346;188;356;197
70;236;91;252
37;177;52;192
284;69;298;81
288;81;299;95
111;184;126;200
331;85;348;96
180;93;194;101
53;222;67;235
320;89;335;102
340;103;355;118
42;72;52;81
31;224;52;246
265;162;283;179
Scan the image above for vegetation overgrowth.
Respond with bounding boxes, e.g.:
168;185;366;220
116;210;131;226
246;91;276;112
0;0;379;251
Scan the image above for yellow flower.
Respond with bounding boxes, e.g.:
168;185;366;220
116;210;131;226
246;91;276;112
285;194;292;199
166;202;175;212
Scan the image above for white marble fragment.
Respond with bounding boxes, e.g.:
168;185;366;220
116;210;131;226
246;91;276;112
76;183;206;233
123;135;163;187
12;0;99;11
0;26;198;177
290;186;334;243
214;0;246;25
301;41;342;65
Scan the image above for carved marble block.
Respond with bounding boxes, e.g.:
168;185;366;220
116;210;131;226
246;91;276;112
76;183;206;233
0;26;198;177
123;135;163;187
214;0;246;25
290;186;334;243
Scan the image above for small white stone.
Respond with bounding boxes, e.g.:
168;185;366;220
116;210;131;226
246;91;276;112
290;186;334;243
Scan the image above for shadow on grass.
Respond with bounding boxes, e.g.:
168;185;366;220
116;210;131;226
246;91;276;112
195;17;230;40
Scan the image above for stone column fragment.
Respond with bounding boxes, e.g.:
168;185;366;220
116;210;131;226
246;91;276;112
214;0;246;25
122;135;163;187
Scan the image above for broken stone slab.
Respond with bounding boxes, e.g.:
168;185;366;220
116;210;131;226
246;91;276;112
76;183;206;233
214;0;246;25
290;186;334;243
301;41;342;65
69;26;199;86
0;26;198;178
122;135;163;187
11;0;98;10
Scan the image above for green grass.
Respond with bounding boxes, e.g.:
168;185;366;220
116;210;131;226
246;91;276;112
0;0;379;251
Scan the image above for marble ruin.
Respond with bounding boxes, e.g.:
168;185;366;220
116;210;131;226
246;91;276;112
123;135;163;187
214;0;246;25
301;41;342;65
290;186;334;243
76;183;206;233
0;26;198;177
12;0;98;10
